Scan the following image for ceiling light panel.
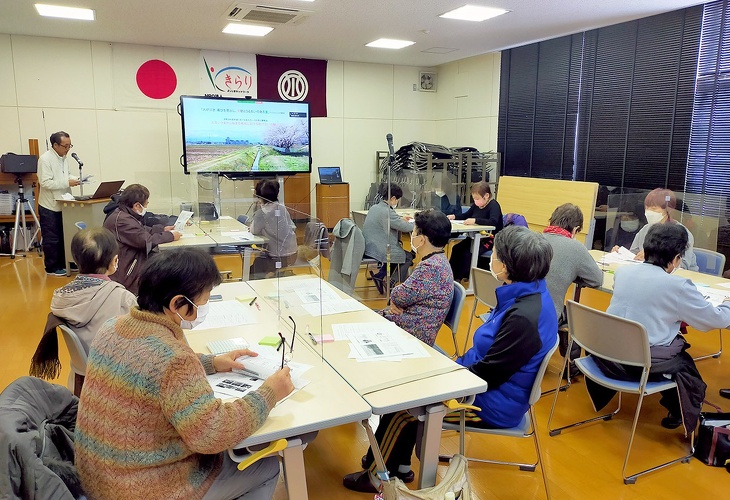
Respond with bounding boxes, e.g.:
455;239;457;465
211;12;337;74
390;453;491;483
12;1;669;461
35;4;95;20
223;23;274;36
440;5;508;22
366;38;415;49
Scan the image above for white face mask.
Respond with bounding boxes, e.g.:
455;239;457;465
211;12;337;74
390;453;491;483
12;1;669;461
620;219;640;232
489;254;504;281
177;297;210;329
644;210;664;226
411;234;423;253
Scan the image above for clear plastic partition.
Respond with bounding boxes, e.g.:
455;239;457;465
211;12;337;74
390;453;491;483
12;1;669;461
603;189;650;251
603;188;727;262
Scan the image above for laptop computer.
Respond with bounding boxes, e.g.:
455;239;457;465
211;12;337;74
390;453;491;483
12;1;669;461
318;166;344;184
74;180;125;201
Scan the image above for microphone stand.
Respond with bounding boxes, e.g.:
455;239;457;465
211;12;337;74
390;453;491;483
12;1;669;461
385;134;394;297
77;159;84;198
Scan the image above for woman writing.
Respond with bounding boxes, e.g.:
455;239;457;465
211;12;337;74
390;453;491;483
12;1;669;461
447;181;503;281
75;248;294;500
379;209;454;346
344;226;558;493
612;188;698;271
596;223;730;432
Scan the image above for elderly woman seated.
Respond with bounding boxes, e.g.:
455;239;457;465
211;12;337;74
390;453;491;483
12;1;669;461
379;209;454;346
343;226;558;493
593;223;730;432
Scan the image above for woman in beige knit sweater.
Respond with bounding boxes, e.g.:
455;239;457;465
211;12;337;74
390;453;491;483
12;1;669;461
75;248;293;500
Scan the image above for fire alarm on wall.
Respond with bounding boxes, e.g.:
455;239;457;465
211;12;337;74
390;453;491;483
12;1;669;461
419;72;437;92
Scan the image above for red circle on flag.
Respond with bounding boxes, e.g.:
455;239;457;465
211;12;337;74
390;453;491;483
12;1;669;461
136;60;177;99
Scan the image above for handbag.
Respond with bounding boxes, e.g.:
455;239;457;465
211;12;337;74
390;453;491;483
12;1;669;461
693;412;730;469
379;454;472;500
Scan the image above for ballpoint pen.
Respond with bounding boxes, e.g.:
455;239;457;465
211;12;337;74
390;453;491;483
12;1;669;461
249;296;257;306
307;325;318;345
277;332;286;369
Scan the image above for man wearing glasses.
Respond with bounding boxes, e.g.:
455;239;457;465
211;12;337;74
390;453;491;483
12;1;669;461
38;131;81;276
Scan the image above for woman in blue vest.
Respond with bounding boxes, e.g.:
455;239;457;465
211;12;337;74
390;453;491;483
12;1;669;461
343;226;558;493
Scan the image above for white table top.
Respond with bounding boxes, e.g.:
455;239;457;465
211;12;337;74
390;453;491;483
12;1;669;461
351;208;495;234
184;290;371;448
241;276;487;400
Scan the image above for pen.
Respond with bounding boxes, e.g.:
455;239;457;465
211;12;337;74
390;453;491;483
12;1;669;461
288;316;296;354
255;302;261;311
249;296;257;306
277;332;286;369
307;326;318;345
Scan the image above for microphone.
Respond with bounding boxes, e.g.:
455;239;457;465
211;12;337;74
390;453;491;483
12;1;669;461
386;133;394;157
71;153;84;167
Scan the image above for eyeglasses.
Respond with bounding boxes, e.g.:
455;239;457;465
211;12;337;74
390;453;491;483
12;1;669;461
58;144;73;150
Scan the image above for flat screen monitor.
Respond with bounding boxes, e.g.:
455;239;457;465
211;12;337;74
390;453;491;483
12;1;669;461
180;95;311;176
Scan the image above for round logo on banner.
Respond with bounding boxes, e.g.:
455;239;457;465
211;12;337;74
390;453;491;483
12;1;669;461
278;70;309;101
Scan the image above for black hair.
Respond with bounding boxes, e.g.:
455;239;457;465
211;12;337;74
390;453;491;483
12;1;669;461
378;183;403;200
414;209;452;248
255;179;280;203
548;203;583;233
71;227;119;274
50;131;70;146
493;226;552;283
137;248;222;314
644;223;688;269
119;184;150;208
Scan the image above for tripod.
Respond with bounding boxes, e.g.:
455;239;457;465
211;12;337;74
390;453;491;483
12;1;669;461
1;176;41;258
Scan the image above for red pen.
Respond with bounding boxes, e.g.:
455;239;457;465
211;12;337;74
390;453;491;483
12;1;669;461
255;302;261;311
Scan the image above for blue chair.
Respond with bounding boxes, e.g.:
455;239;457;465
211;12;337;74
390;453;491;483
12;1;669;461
443;281;466;358
691;248;725;360
547;300;694;484
74;221;86;231
237;215;249;226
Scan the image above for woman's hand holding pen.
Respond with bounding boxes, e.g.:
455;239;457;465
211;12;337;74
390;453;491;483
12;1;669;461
262;367;295;402
212;349;258;372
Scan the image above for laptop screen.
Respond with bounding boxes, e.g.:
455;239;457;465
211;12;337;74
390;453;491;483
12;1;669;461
318;166;343;184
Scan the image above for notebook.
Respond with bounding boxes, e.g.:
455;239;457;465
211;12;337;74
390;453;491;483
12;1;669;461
318;166;344;184
74;180;125;201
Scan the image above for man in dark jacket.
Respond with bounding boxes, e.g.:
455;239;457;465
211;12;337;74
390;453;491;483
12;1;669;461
103;184;180;294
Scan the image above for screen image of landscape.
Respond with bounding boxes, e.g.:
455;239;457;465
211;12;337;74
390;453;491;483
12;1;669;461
181;96;311;175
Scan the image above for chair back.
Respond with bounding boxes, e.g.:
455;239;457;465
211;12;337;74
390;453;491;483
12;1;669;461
58;324;88;376
74;221;86;231
471;267;499;310
565;300;650;367
694;248;725;277
237;215;249;225
444;281;466;333
528;335;559;405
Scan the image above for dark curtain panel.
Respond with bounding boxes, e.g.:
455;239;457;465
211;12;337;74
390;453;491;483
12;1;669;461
498;6;702;191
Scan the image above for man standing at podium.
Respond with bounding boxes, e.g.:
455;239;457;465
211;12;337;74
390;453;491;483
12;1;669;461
38;131;80;276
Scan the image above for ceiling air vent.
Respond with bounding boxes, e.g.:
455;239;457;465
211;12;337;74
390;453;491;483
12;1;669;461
225;3;310;25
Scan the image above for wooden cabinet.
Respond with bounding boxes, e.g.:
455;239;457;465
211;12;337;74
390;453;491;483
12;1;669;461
316;183;350;228
283;173;311;219
0;172;40;223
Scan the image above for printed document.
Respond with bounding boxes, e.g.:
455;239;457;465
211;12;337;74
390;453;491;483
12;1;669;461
191;300;256;330
173;210;194;232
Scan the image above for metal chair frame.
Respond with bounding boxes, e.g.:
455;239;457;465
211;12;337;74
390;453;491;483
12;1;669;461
547;300;694;485
440;336;559;499
692;247;725;361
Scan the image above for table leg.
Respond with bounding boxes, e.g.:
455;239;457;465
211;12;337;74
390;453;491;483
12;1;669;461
282;438;308;500
417;404;447;488
242;247;252;281
464;233;482;295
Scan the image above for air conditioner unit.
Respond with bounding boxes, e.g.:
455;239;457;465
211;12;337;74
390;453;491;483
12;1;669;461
225;3;311;25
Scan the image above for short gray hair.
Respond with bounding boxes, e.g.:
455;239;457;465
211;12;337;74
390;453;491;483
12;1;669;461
493;226;552;282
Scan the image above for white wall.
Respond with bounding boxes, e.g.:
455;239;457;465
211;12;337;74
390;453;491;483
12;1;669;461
0;33;499;217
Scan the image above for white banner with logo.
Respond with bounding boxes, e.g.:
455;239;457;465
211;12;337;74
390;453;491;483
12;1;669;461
200;51;257;97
